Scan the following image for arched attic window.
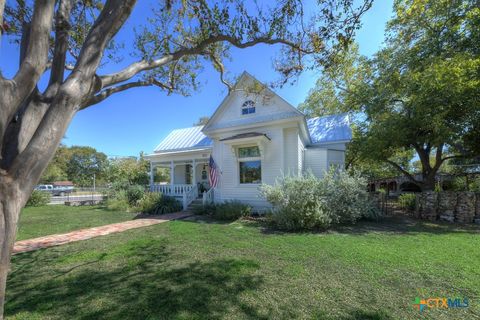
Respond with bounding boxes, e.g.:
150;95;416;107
241;100;256;115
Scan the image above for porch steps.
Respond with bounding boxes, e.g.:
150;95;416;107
184;198;204;213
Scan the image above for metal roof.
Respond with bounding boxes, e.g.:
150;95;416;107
306;113;352;144
154;126;212;153
205;111;301;131
153;113;351;153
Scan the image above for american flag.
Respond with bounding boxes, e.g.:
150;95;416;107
208;155;219;188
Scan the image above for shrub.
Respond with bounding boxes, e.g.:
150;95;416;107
193;203;216;215
105;184;146;212
137;192;162;213
261;174;329;230
106;190;130;211
193;201;251;221
260;169;379;231
469;177;480;192
125;185;145;206
450;176;470;191
320;169;378;224
137;192;182;215
26;190;51;207
398;193;416;211
212;201;251;221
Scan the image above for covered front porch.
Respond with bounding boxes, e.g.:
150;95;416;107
147;149;214;210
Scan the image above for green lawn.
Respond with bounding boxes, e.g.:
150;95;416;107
17;205;137;240
7;213;480;319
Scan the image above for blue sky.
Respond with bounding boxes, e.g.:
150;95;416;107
0;0;393;157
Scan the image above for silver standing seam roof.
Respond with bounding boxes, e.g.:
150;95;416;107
154;126;212;153
306;113;352;144
153;114;351;153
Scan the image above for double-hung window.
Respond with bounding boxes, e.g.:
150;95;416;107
238;146;261;184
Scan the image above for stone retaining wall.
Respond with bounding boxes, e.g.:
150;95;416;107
411;192;480;224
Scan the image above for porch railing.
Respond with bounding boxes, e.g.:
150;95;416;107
150;184;194;196
202;188;214;206
183;185;198;210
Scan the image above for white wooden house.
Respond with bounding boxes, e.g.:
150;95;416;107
145;72;351;211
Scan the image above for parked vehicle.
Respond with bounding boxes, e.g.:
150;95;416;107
35;184;74;196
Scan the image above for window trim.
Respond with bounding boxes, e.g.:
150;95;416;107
237;145;261;158
238;158;262;185
235;145;262;185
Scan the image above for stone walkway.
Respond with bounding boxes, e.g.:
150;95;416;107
13;212;192;255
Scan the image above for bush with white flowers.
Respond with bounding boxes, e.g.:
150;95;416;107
261;169;379;230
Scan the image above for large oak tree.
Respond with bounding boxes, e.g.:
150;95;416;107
301;0;480;190
0;0;372;316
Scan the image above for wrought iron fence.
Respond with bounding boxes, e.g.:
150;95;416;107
370;192;398;216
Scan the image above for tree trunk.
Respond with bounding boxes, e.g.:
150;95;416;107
421;175;436;191
0;92;78;317
0;179;23;319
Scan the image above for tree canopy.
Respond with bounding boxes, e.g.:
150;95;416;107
300;0;480;190
107;154;150;186
41;145;109;186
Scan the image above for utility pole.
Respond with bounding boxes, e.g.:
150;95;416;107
93;173;96;192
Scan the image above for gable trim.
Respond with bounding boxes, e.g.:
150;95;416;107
202;71;305;133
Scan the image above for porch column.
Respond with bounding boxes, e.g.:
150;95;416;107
192;159;196;186
149;162;155;189
170;160;174;187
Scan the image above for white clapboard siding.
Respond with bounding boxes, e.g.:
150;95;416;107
283;127;299;176
327;149;346;169
207;81;301;131
214;126;285;210
304;148;328;178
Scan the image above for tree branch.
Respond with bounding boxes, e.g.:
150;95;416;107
0;0;5;47
47;0;74;93
1;95;50;170
71;0;137;86
81;79;173;109
9;0;138;185
99;35;310;89
432;143;444;171
11;0;55;108
209;53;232;93
413;143;432;175
99;56;174;89
441;154;468;162
0;1;54;163
385;159;419;184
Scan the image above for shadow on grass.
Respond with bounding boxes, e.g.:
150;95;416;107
332;216;480;236
6;240;265;320
249;215;480;236
178;214;234;225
